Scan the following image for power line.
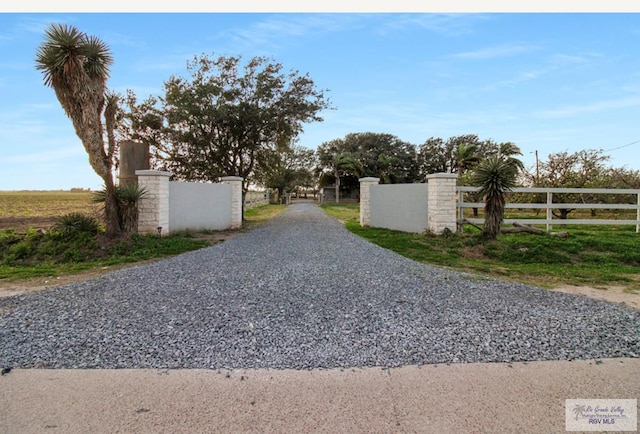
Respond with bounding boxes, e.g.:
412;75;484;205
603;139;640;152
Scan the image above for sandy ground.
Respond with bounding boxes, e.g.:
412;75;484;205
552;284;639;311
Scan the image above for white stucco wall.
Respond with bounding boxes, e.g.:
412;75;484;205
369;183;429;233
169;181;232;232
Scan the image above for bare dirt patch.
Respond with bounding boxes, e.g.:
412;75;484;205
549;285;639;311
0;216;59;233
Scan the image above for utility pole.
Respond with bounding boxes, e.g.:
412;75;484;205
530;150;539;185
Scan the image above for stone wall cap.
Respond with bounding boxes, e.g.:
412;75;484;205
359;177;380;182
135;170;171;177
221;176;244;181
426;173;458;179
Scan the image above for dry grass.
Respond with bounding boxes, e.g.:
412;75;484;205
0;191;100;232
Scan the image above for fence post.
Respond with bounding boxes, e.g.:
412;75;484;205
359;177;380;227
221;176;244;229
546;191;553;232
457;188;464;227
637;191;640;234
426;173;458;234
135;170;171;236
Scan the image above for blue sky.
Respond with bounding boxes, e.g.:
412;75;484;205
1;12;639;190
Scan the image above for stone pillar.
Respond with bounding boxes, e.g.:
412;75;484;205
359;177;380;227
426;173;458;234
222;176;244;229
136;170;171;236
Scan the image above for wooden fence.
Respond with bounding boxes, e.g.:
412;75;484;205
457;186;640;233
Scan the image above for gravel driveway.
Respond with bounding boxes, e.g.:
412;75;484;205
1;203;638;369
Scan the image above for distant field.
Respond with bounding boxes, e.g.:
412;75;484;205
0;191;98;232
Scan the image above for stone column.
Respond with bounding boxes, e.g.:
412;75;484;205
426;173;458;234
359;177;380;227
136;170;171;236
118;140;150;187
222;176;244;229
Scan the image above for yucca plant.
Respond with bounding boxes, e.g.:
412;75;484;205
53;212;100;239
471;156;519;240
93;183;148;234
35;23;121;238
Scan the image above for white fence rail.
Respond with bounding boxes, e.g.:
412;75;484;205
457;186;640;233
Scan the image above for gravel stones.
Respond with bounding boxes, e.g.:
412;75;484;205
0;203;638;369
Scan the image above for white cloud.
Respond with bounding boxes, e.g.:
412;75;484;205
450;43;539;60
380;13;488;37
220;13;362;50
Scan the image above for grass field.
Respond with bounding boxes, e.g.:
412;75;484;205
0;190;98;232
0;190;286;282
2;191;638;293
319;203;640;292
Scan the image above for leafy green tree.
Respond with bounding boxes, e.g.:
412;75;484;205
521;149;611;219
255;145;316;198
471;156;519;239
123;53;332;202
35;23;121;237
346;132;419;183
418;134;489;177
316;132;419;198
316;139;364;203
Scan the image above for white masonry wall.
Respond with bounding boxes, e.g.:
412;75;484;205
221;176;243;229
360;173;458;235
169;181;232;232
426;173;458;234
369;183;429;233
136;171;244;235
359;177;379;227
136;170;171;236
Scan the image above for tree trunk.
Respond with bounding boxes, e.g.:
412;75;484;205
103;179;121;238
335;171;340;204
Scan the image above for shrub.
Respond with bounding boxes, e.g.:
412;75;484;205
93;183;148;233
53;213;100;240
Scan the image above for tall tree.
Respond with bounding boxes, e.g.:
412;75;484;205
418;134;488;177
452;143;480;174
123;53;332;203
521;149;611;219
316;132;419;190
35;23;121;237
255;145;316;198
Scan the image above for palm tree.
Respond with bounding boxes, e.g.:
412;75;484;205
332;153;363;204
452;143;480;174
35;23;121;237
471;156;519;239
496;141;525;171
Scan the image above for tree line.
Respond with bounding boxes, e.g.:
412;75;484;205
36;23;639;238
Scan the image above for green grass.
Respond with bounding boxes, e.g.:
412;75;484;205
0;230;211;281
0;203;287;282
244;203;286;227
320;203;640;292
318;203;360;223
